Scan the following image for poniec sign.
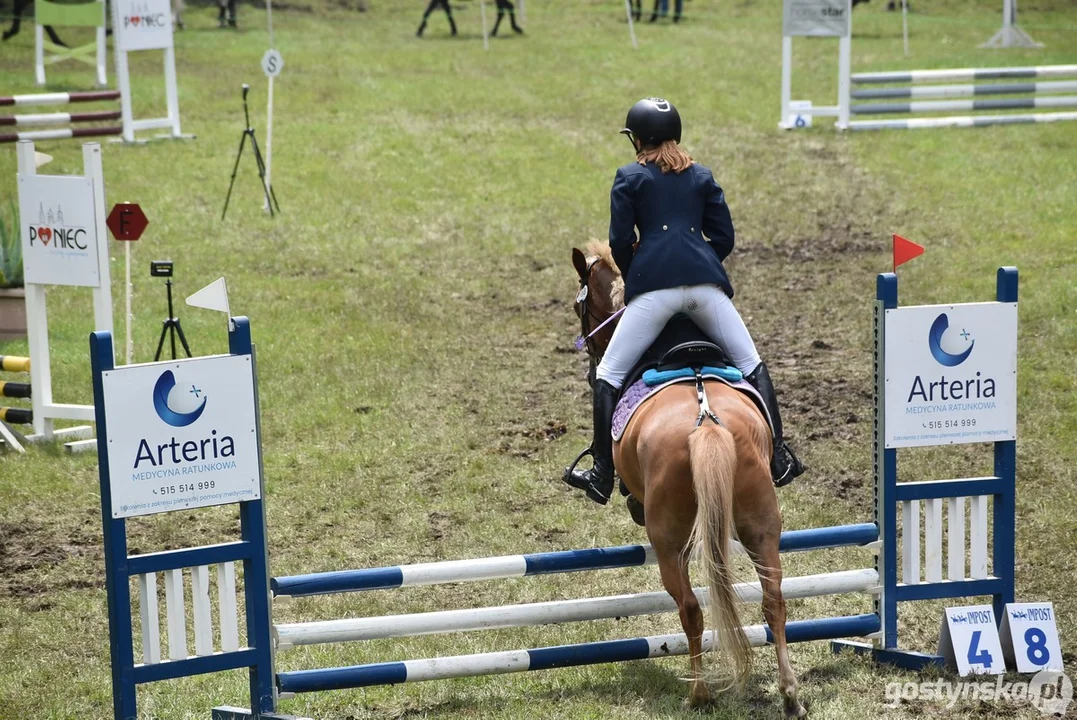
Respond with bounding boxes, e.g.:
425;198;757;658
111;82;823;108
17;174;101;288
884;302;1017;449
101;354;261;518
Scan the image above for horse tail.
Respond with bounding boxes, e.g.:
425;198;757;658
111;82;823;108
687;423;752;685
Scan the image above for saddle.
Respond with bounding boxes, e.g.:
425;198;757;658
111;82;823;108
616;314;733;401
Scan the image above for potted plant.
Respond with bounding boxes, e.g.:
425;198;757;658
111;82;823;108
0;198;27;339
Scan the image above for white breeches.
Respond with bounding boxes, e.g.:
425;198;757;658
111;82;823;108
594;284;761;389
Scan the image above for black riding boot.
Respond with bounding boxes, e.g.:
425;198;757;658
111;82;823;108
490;13;502;36
745;363;804;487
562;380;617;505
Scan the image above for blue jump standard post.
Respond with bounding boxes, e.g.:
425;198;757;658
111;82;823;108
95;319;278;720
830;268;1018;668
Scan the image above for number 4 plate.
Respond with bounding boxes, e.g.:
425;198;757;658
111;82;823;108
938;605;1006;676
1001;602;1064;672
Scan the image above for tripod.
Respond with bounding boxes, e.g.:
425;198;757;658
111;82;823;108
154;278;193;361
222;83;281;220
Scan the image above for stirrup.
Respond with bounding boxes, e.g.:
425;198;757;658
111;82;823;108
562;448;613;505
772;444;804;488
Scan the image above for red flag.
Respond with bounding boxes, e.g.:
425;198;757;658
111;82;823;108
893;234;924;272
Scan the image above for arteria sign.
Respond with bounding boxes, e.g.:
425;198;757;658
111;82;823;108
101;354;261;518
884;301;1017;449
17;173;101;288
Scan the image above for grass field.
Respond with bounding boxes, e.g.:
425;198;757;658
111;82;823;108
1;0;1075;718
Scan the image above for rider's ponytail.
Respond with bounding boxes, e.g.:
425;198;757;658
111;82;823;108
636;139;694;174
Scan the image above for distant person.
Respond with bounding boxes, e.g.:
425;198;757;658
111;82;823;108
218;0;236;28
417;0;457;37
489;0;523;35
2;0;66;45
650;0;684;22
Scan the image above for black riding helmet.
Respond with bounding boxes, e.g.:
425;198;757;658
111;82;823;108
620;97;681;149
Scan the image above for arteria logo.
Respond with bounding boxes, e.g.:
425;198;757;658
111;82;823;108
907;313;994;404
928;313;974;367
122;1;168;29
28;202;88;250
152;369;206;427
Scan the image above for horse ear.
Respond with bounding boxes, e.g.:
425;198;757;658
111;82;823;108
572;248;589;279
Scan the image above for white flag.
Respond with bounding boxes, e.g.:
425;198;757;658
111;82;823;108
186;277;231;316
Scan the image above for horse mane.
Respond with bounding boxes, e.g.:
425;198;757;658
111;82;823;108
585;240;625;309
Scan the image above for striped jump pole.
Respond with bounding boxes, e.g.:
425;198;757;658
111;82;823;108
276;614;883;694
1;110;122;127
0;126;123;144
852;95;1077;115
851;80;1077;100
0;90;120;107
848;112;1077;131
272;522;880;598
851;64;1077;85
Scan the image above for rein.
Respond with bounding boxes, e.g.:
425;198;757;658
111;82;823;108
574;307;626;351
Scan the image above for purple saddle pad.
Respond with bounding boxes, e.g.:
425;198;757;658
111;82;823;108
612;375;768;441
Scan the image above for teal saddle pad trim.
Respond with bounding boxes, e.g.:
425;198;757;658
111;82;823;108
642;366;743;386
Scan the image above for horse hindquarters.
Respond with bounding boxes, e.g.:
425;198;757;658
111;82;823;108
688;424;752;684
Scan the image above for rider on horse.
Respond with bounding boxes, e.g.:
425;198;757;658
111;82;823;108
564;98;805;505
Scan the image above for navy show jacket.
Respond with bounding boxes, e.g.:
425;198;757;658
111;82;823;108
608;161;735;304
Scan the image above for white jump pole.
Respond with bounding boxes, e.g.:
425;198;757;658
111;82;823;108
624;0;638;49
274;569;879;649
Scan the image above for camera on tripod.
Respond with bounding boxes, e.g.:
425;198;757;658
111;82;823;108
150;260;192;361
221;82;281;220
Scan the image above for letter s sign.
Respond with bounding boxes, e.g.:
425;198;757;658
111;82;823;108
261;49;283;78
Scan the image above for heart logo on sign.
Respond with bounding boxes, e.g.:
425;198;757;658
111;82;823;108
38;226;52;245
131;15;141;25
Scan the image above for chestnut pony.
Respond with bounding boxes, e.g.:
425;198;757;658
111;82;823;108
571;244;805;717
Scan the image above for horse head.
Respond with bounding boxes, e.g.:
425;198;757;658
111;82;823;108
571;243;624;360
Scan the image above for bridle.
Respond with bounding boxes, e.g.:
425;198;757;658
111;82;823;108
574;258;629;387
574;259;607;362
